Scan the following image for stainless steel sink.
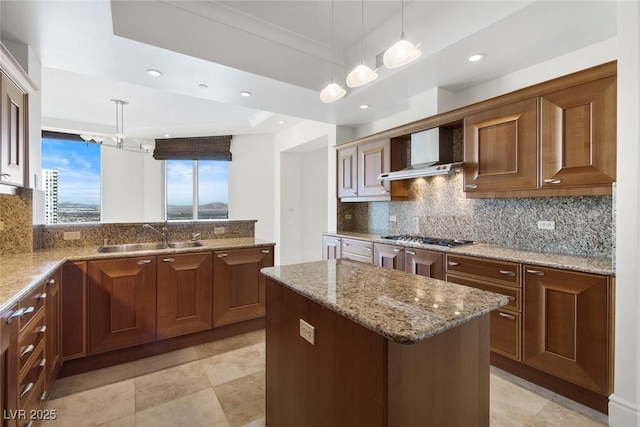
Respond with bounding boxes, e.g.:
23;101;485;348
168;241;203;249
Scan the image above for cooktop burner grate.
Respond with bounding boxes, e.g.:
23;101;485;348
380;235;474;247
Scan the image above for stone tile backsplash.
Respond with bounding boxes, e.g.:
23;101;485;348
0;189;34;255
341;172;614;258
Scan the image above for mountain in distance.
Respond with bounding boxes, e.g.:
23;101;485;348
59;202;98;209
198;202;228;210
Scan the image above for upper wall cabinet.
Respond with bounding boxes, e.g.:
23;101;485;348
464;98;539;192
337;146;357;198
540;76;616;188
0;72;26;187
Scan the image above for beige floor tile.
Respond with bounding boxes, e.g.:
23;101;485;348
136;388;229;427
551;394;609;425
95;414;136;427
490;373;551;425
253;342;265;358
201;345;264;386
195;334;253;359
241;417;266;427
490;366;558;401
134;360;212;412
134;346;199;376
243;329;265;345
215;371;265;427
49;362;135;400
41;379;135;427
527;400;607;426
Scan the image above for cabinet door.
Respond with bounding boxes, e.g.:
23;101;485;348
404;249;444;279
464;98;538;192
61;262;87;360
337;146;358;198
213;247;274;327
322;235;342;260
373;243;404;270
44;269;62;392
157;253;212;339
2;304;19;427
523;266;611;394
540;76;616;187
357;139;390;197
88;257;157;354
0;72;25;187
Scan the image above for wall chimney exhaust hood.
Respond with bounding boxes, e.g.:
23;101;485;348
378;128;458;181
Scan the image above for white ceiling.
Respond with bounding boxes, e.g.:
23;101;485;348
0;0;617;141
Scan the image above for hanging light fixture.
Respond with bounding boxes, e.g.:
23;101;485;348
111;99;128;149
383;0;421;69
320;0;346;103
346;0;378;88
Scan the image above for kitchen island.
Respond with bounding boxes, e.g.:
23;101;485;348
261;259;509;427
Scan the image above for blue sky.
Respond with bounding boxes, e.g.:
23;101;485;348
42;137;101;205
166;160;229;206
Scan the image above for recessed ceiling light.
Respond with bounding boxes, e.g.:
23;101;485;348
360;104;370;109
164;134;171;138
467;54;485;62
278;120;285;124
198;83;208;89
147;69;162;77
240;91;252;97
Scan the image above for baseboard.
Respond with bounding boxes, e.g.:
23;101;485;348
609;394;640;427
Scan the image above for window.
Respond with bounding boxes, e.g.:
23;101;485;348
41;133;101;223
166;160;228;220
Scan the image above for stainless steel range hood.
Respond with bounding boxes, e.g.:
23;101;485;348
378;128;458;181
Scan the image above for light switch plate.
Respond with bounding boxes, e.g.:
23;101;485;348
389;215;397;222
537;220;556;230
345;214;352;220
299;319;315;345
63;231;81;240
214;227;225;234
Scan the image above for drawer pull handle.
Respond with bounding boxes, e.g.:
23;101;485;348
37;358;47;368
381;190;389;194
506;296;516;301
364;247;371;251
217;253;228;258
26;421;35;427
393;248;402;252
544;178;562;184
37;293;47;300
20;382;34;399
137;260;152;265
466;184;478;189
342;243;350;246
7;308;25;324
447;261;459;266
334;239;340;243
46;278;56;285
39;391;47;402
37;325;47;334
162;258;176;263
352;191;357;195
22;306;35;316
20;344;35;359
498;312;516;320
526;269;545;276
499;270;516;277
261;250;270;254
406;250;416;255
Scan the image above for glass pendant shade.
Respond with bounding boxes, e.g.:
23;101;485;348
346;64;379;88
320;82;346;103
383;38;422;69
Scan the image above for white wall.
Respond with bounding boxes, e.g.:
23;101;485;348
279;151;302;265
228;134;276;241
101;147;146;222
300;147;328;262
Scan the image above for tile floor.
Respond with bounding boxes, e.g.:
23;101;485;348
41;329;608;427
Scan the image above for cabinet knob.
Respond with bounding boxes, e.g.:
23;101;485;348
46;278;56;285
498;312;516;320
364;247;371;251
543;178;562;184
342;243;350;246
37;325;47;334
217;253;228;258
37;358;47;368
137;260;153;265
162;258;176;263
393;248;402;252
447;261;460;266
499;270;516;277
20;382;34;400
406;250;416;255
526;269;545;276
37;293;47;300
381;190;389;194
20;344;35;359
261;249;270;254
466;184;478;189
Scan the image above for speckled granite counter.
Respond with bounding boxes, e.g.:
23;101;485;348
261;259;509;344
326;232;615;276
0;238;274;313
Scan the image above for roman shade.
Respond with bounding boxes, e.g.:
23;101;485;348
153;135;232;161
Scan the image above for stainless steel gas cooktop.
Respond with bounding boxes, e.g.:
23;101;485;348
380;235;474;247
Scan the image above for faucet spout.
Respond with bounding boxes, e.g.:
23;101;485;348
143;223;168;247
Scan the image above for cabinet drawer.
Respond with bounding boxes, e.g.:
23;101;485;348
18;310;45;372
490;309;521;361
341;252;373;264
18;343;46;406
447;274;520;312
446;255;520;286
18;283;46;332
341;238;373;257
20;367;46;416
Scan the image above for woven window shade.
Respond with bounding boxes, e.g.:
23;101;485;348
153;135;232;160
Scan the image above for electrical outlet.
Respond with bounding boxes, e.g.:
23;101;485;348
214;227;225;234
345;214;352;220
63;231;81;240
299;319;315;345
389;215;397;222
537;220;556;230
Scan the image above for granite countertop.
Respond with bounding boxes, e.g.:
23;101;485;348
262;259;509;344
0;238;274;313
328;231;615;276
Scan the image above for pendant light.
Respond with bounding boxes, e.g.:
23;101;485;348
346;0;378;88
383;0;421;69
111;99;128;149
320;0;346;103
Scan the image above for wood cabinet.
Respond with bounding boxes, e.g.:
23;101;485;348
540;76;616;188
404;248;444;280
213;246;274;327
0;71;26;187
446;254;522;361
340;238;373;264
157;252;212;339
88;257;157;354
464;98;539;193
357;139;390;197
2;304;19;427
373;243;404;270
523;266;612;395
61;261;87;360
337;146;357;198
322;235;342;261
44;269;62;395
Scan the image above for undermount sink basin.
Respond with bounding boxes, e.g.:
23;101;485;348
96;241;204;253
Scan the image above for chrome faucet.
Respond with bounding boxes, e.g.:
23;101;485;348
191;232;201;242
143;223;168;247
